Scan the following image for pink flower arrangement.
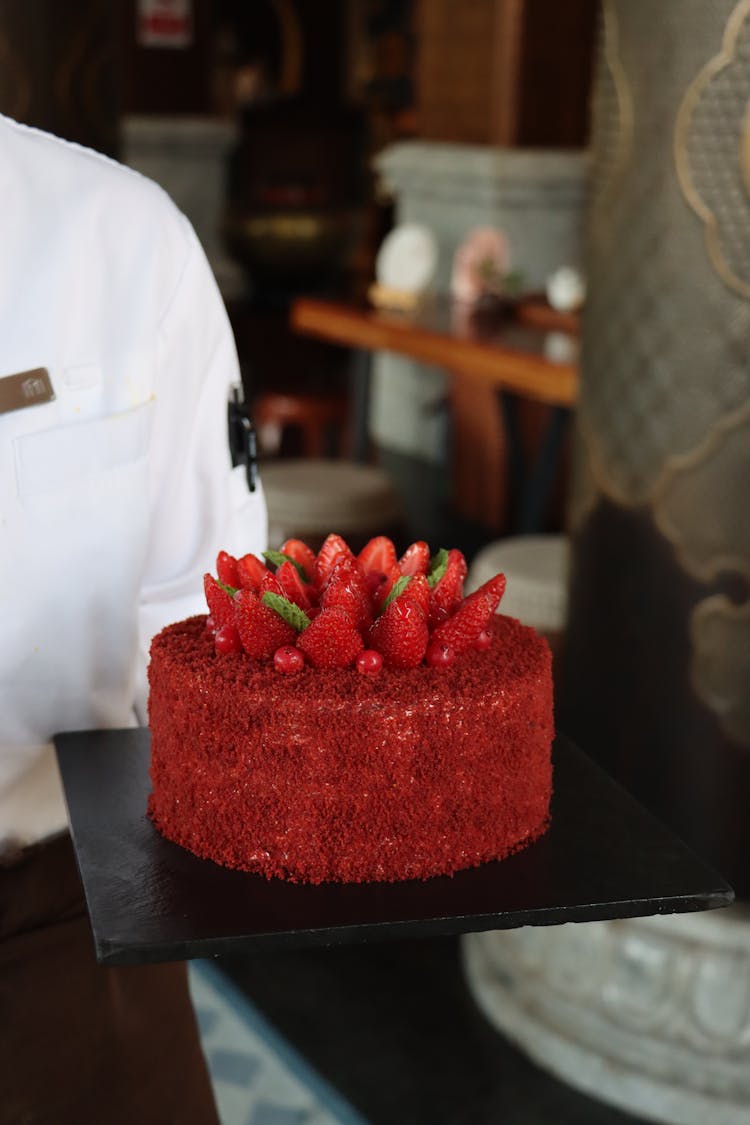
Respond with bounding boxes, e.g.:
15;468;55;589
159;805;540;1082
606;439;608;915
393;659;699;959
451;227;512;304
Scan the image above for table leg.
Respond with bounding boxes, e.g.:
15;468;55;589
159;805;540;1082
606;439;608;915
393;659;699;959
499;393;571;534
349;349;372;462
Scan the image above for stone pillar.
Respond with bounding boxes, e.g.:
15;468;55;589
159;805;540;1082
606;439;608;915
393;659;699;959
462;4;750;1120
121;115;245;299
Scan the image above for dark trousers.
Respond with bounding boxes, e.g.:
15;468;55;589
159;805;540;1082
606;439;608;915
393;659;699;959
0;832;219;1125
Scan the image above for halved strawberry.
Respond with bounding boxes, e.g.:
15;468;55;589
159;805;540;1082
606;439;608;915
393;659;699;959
259;570;285;598
297;606;364;669
236;553;270;591
233;588;296;659
320;557;372;630
368;563;403;612
204;574;236;630
398;541;430;577
369;597;429;669
313;534;354;590
431;573;506;655
358;535;398;578
280;538;317;580
429;549;467;626
216;550;240;587
276;560;316;611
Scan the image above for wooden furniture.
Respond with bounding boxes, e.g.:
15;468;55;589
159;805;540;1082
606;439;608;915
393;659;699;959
253;389;351;459
291;295;578;406
291;294;579;535
415;0;597;147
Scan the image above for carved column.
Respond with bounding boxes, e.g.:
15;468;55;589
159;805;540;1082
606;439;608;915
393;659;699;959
558;0;750;898
463;4;750;1121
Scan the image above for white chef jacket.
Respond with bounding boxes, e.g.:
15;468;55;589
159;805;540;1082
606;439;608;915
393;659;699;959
0;113;267;849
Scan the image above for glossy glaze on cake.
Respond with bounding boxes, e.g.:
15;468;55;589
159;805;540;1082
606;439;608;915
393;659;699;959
147;613;553;884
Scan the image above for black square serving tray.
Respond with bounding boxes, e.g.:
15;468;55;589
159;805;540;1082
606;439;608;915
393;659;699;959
54;729;733;966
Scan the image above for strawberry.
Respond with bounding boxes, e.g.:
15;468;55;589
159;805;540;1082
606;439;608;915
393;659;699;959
297;606;364;669
313;534;354;590
398;541;430;577
203;574;236;630
280;538;317;580
276;560;316;611
369;597;429;669
236;552;270;591
431;573;506;655
429;548;467;626
233;588;296;659
259;570;285;598
320;557;372;630
216;550;240;588
358;536;398;578
402;573;431;618
368;563;403;612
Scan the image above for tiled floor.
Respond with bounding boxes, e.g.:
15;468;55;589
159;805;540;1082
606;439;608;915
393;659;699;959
219;936;652;1125
190;960;367;1125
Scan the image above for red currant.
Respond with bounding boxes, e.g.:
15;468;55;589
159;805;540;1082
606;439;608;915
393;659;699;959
274;645;305;674
425;641;456;668
214;623;242;655
205;614;217;635
474;629;492;651
356;649;383;676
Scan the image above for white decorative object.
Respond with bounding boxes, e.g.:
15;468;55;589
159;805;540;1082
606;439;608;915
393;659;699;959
451;226;511;304
546;265;586;311
463;906;750;1125
370;223;438;310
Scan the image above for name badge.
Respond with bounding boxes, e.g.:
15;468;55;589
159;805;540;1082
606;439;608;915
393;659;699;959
0;368;55;415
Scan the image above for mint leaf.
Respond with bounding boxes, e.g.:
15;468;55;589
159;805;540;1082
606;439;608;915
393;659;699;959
261;591;311;631
380;575;412;612
216;578;238;597
427;548;449;588
263;550;309;582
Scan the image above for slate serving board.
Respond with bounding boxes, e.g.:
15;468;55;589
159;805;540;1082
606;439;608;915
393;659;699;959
54;729;734;966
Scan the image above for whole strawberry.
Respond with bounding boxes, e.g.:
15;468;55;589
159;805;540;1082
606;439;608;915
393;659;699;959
369;597;429;669
431;573;506;655
297;606;364;669
234;588;296;659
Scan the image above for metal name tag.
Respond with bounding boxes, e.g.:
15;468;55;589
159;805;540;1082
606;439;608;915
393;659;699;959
0;368;55;415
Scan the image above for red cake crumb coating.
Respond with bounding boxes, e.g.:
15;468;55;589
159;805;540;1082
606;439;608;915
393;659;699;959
147;613;554;884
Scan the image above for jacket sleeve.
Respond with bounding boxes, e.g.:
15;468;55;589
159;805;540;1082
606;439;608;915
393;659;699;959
134;216;267;721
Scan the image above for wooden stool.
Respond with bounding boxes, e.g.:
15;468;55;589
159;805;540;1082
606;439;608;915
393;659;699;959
253;390;350;459
467;534;570;653
259;458;404;554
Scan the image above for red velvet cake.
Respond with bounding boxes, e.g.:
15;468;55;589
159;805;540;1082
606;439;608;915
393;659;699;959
147;534;553;884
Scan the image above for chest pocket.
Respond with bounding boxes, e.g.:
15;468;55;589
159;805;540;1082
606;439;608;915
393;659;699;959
14;398;154;498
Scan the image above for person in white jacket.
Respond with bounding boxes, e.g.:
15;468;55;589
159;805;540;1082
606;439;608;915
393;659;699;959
0;112;267;1123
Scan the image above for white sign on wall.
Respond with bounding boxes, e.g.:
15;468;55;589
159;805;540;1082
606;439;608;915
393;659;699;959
137;0;193;49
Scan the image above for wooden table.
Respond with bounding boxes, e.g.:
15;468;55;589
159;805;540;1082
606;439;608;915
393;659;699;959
290;295;580;534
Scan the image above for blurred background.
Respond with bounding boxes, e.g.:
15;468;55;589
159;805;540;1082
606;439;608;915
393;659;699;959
4;2;749;1123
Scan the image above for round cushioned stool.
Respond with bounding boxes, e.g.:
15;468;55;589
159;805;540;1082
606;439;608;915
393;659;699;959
259;459;404;553
467;534;569;642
